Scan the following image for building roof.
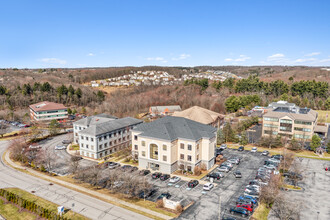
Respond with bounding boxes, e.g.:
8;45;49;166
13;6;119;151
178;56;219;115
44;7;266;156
314;125;328;133
73;113;118;127
78;117;142;136
150;105;181;113
263;108;318;122
268;101;297;109
133;116;217;141
29;101;67;112
172;106;224;125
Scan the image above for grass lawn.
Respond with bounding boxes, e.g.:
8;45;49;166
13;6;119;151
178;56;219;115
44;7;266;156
4;188;88;220
251;202;270;220
316;110;330;123
69;144;80;150
283;184;302;190
0;198;37;220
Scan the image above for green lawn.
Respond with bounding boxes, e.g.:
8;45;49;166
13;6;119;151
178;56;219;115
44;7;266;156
4;188;89;220
0;199;37;220
252;203;270;220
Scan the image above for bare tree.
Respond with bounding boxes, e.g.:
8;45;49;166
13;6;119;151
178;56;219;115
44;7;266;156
0;122;9;138
288;159;304;187
259;174;282;207
69;154;81;174
36;147;58;171
9;138;28;162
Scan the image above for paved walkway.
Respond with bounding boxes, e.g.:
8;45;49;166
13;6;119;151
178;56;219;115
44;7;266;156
4;150;171;220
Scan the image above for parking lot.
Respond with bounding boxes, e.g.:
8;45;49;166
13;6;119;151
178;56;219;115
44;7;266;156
38;134;96;175
125;148;266;220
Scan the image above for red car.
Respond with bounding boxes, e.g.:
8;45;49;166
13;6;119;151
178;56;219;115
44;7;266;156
236;204;253;212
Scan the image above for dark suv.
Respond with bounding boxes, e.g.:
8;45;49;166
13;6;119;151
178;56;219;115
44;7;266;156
207;172;222;180
152;172;162;179
160;174;170;181
229;207;250;217
188;180;199;188
238;146;244;151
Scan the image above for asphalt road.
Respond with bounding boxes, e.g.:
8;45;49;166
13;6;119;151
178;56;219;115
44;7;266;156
0;140;151;220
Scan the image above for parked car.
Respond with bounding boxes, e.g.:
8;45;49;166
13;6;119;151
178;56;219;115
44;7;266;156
220;144;227;150
105;162;120;169
244;191;259;198
238;146;244;151
139;169;151;176
271;154;283;160
228;158;240;165
282;172;303;180
215;148;223;156
169;176;181;183
29;144;42;149
157;192;171;200
261;150;269;156
264;164;276;170
325;166;330;171
55;145;66;150
229;207;250;217
62;140;71;144
268;158;280;164
130;166;138;172
188;180;199;188
236;203;253;212
203;182;214;191
152;172;162;179
160;174;170;181
238;195;258;204
138;189;156;199
233;170;242;178
249;180;262;186
121;165;132;171
236;198;254;205
217;166;230;173
222;162;233;168
251;147;257;152
207;172;223;180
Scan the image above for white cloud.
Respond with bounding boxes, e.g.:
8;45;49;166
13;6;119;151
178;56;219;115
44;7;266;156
146;57;168;63
319;58;330;63
88;53;95;56
224;55;250;62
172;53;191;61
305;52;321;57
267;53;285;61
39;58;67;64
294;58;316;63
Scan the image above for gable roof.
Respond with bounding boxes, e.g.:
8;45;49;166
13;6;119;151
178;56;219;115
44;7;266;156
133;116;216;141
78;117;142;136
263;108;318;122
172;106;224;125
74;114;118;127
29;101;67;112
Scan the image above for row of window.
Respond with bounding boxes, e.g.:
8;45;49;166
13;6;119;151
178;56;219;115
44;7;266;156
264;117;279;122
294;127;311;132
264;117;312;126
280;126;291;132
294;134;310;139
36;109;67;114
264;130;278;135
280;119;292;124
264;123;278;128
295;120;312;125
37;114;67;119
81;135;129;142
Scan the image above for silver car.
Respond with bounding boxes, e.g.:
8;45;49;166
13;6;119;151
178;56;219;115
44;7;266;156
169;176;181;183
217;166;229;173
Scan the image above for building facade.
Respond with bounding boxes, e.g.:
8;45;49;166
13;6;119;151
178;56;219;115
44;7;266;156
262;101;318;141
29;101;68;121
149;105;181;117
73;114;142;159
132;116;217;174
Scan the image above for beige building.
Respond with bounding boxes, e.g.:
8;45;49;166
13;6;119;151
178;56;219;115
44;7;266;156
132;116;217;174
262;101;318;141
172;105;224;128
29;101;68;121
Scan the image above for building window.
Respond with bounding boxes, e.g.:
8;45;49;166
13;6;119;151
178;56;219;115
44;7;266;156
294;127;311;132
163;145;167;151
196;144;199;150
142;141;146;147
188;144;192;150
75;133;78;136
114;140;117;144
99;144;103;150
280;119;292;124
91;138;94;141
104;143;108;147
295;120;312;125
100;152;103;157
86;144;89;149
109;134;112;138
187;166;192;172
180;154;184;160
81;136;84;140
134;145;138;150
179;164;184;170
142;151;146;157
99;137;102;141
196;154;199;160
188;155;192;161
81;144;84;148
150;144;158;160
180;143;184;149
163;155;167;162
264;123;278;128
91;153;94;158
86;137;89;141
109;141;112;146
264;117;279;122
123;137;126;141
264;130;278;135
91;145;94;150
118;138;121;143
104;135;107;140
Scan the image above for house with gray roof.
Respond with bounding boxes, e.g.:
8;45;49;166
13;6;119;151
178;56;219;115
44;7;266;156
73;114;142;159
131;116;217;174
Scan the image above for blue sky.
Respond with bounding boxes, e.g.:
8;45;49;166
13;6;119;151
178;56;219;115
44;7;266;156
0;0;330;68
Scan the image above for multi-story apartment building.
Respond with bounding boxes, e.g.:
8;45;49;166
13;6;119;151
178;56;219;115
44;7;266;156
262;101;318;141
73;114;142;159
29;101;68;121
132;116;217;174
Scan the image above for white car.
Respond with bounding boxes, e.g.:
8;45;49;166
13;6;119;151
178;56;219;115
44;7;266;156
169;176;181;183
222;162;233;168
251;147;258;152
264;164;276;170
220;144;227;150
55;145;66;150
217;166;229;173
203;182;214;191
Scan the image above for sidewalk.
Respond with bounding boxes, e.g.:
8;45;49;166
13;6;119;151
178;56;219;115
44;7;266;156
4;151;172;220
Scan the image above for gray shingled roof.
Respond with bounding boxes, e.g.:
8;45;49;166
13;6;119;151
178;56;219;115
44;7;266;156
78;117;142;136
134;116;216;141
74;114;118;127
